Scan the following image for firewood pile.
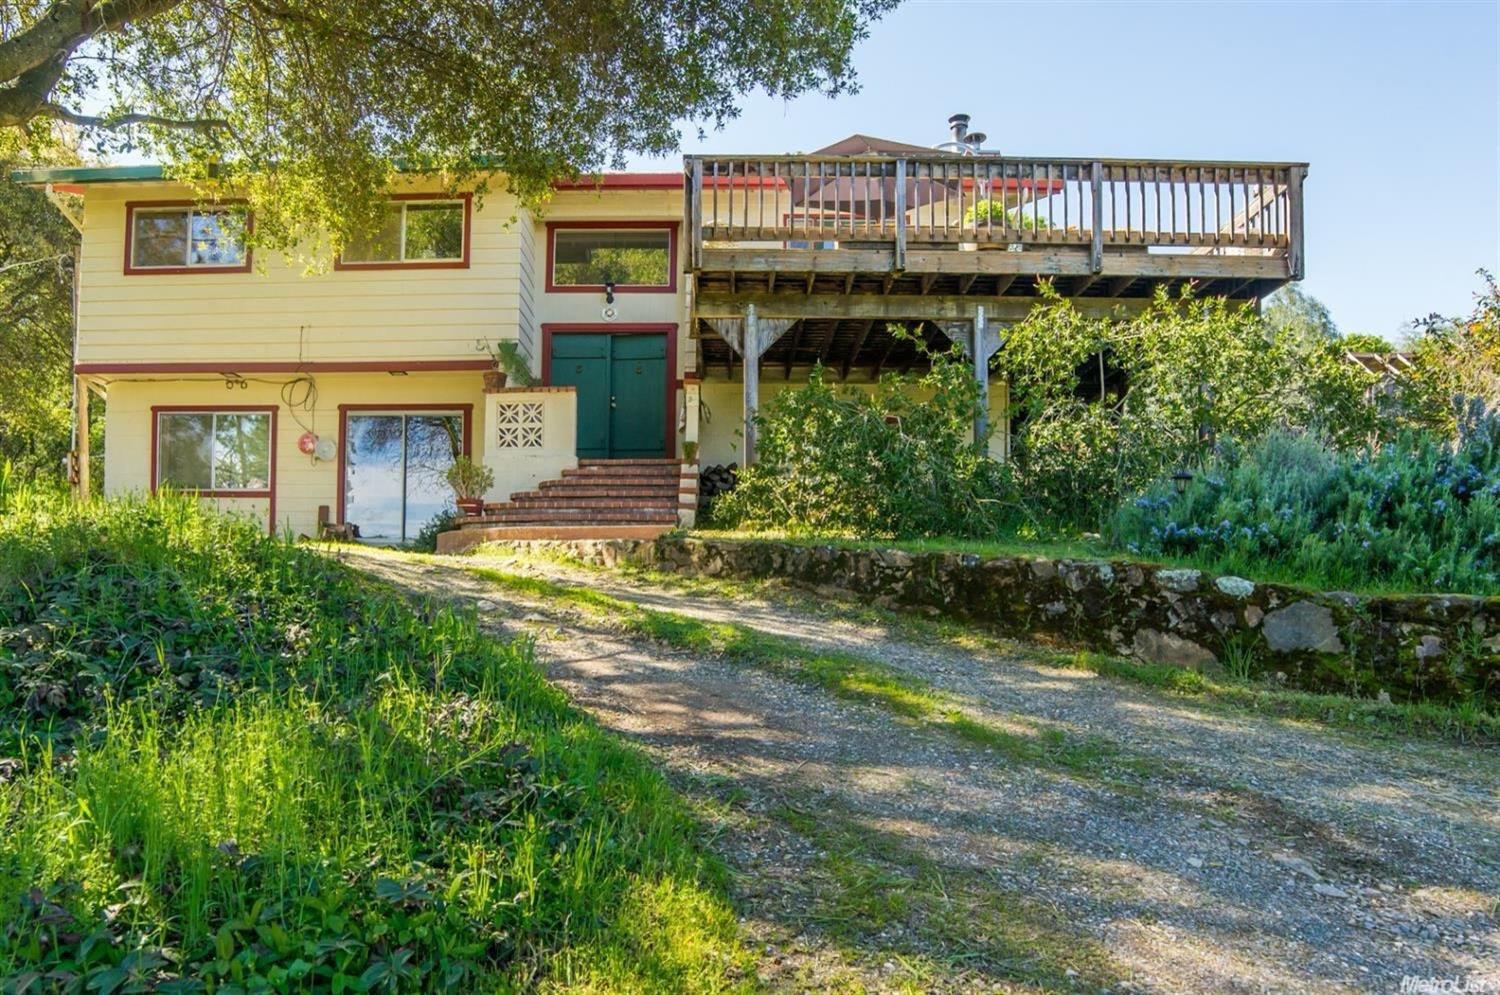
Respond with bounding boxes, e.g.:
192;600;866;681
698;463;738;512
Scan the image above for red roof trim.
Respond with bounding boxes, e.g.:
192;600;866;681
552;173;683;190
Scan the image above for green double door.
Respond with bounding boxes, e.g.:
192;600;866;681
549;333;668;458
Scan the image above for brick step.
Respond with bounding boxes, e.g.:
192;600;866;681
503;497;679;511
467;508;678;525
522;483;675;498
577;458;683;467
556;474;681;487
516;489;681;501
561;466;681;480
546;480;681;495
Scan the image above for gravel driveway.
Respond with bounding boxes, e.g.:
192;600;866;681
341;547;1499;995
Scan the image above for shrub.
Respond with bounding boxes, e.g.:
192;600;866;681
409;507;462;552
444;455;493;501
1109;414;1500;595
999;284;1380;529
713;348;1015;538
0;490;750;991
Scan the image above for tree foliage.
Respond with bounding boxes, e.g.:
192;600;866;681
0;136;76;480
1398;271;1500;435
996;284;1378;528
1339;332;1397;353
1263;283;1337;349
1;0;895;249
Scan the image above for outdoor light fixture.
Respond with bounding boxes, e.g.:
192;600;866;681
604;280;616;304
1171;470;1195;495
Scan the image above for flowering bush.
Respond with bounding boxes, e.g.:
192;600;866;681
1109;412;1500;594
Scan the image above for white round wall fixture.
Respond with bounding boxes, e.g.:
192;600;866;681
314;437;337;462
601;305;619;322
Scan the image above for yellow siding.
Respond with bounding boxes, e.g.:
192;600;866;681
697;379;1010;468
101;372;490;537
532;188;691;456
77;182;530;367
534;188;692;372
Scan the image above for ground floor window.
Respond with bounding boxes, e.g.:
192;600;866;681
343;411;464;542
155;409;272;492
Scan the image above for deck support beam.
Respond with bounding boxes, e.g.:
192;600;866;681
708;305;796;464
697;292;1152;323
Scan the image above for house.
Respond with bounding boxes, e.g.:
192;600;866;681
12;116;1308;549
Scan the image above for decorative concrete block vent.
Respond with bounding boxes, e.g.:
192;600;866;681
505;536;1499;707
494;400;544;449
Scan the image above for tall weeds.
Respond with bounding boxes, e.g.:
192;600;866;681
0;489;750;991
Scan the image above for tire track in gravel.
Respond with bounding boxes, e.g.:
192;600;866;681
342;547;1500;995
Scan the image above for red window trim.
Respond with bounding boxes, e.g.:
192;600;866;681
335;403;474;528
124;200;254;276
540;322;677;458
333;193;473;271
545;220;678;294
150;405;277;535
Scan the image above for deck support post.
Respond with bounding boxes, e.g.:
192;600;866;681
705;305;796;465
946;307;1003;449
683;377;700;448
743;307;761;464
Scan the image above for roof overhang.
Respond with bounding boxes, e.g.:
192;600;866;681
8;162;687;193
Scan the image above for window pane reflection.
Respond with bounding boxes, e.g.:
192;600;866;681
344;412;461;543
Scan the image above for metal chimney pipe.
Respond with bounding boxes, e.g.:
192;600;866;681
947;113;970;144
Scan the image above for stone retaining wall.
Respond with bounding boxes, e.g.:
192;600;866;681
493;536;1499;706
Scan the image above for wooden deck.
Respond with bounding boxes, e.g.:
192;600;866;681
681;151;1308;461
684;153;1307;311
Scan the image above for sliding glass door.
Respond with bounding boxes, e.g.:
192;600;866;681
343;411;463;543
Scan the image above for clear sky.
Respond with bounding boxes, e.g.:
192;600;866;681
627;0;1500;340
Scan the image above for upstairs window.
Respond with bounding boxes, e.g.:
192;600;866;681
548;224;676;292
155;410;272;493
127;204;249;272
339;196;470;268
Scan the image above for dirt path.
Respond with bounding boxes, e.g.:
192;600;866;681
341;547;1500;995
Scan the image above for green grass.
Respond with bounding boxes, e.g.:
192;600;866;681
691;527;1473;599
460;564;1169;785
0;489;754;992
764;795;1123;993
1051;649;1500;744
479;545;1500;746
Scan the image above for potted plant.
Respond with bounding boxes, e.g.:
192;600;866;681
475;339;538;391
445;456;494;516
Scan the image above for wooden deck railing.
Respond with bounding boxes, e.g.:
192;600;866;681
684;154;1307;279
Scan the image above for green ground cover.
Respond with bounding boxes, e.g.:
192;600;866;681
0;488;752;992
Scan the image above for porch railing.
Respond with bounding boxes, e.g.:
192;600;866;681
684;154;1307;279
